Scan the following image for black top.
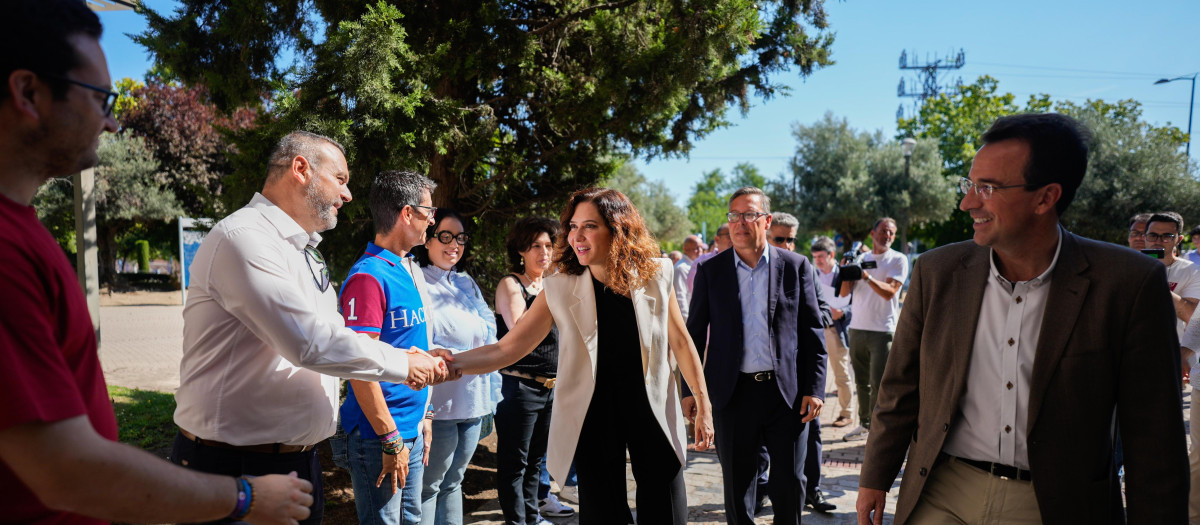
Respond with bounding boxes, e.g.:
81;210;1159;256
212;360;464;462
496;274;559;377
591;277;647;405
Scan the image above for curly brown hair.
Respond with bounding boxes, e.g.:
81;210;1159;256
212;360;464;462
553;187;663;297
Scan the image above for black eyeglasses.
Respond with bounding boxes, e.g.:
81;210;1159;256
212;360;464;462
727;211;769;223
40;73;119;117
304;246;330;293
773;236;796;244
435;231;470;245
1145;232;1179;243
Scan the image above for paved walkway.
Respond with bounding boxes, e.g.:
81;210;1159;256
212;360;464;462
98;302;1186;525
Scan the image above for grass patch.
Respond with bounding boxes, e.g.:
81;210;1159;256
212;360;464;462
108;385;177;456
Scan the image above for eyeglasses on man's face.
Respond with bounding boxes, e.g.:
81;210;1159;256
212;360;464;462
436;231;469;245
727;211;769;223
41;73;119;117
304;245;330;293
772;236;796;245
957;177;1036;200
1145;232;1179;243
409;204;437;218
1128;230;1146;240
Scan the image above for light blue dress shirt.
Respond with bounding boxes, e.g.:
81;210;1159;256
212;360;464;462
421;264;503;419
734;247;774;373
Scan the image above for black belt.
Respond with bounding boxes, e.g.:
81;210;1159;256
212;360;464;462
952;455;1032;481
740;370;775;382
180;429;315;454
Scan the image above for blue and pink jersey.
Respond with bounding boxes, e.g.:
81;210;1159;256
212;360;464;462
337;242;429;439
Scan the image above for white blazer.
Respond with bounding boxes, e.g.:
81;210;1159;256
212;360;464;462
542;258;686;484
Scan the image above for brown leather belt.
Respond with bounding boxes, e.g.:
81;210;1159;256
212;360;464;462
500;369;556;389
179;429;315;454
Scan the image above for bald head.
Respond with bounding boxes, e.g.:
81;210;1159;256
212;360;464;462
682;234;703;261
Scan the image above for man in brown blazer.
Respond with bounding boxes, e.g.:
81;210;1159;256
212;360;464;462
857;113;1188;524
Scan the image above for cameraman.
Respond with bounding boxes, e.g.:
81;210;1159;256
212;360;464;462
837;218;909;441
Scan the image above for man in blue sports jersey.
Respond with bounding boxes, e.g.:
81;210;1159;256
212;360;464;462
335;169;440;525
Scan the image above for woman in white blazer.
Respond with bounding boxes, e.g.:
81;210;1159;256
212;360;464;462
447;187;714;524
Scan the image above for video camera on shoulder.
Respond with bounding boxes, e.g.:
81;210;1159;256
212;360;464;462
839;241;876;282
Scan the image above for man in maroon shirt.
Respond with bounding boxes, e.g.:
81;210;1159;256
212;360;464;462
0;1;313;523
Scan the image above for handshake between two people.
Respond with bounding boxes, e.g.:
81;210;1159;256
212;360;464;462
401;348;464;389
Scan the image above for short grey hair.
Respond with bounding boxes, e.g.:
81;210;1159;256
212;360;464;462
811;236;836;255
267;131;346;181
370;169;437;235
729;186;771;213
770;212;798;229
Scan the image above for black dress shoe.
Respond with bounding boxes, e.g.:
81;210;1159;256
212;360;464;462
806;489;836;513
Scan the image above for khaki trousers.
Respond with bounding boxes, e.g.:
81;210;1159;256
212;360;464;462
908;455;1041;525
824;326;853;420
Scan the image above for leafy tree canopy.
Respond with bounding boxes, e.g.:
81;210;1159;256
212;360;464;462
604;162;692;249
686;162;765;241
897;75;1194;247
136;0;835;278
772;112;952;244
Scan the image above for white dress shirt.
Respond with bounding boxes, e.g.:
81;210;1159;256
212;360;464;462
174;193;410;446
943;231;1062;470
673;256;693;319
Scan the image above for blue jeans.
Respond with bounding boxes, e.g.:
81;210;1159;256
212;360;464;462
420;417;484;525
539;459;578;499
332;426;424;525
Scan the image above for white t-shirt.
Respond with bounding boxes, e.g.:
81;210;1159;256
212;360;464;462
847;248;909;333
1166;258;1200;340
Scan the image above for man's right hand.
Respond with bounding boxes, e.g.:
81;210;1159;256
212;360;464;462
245;472;313;525
377;448;408;494
404;349;448;389
856;486;887;525
832;307;844;320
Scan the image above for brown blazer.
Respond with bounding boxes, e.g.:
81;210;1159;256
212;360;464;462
860;229;1188;524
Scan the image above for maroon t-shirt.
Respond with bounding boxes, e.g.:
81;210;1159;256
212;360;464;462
0;194;117;524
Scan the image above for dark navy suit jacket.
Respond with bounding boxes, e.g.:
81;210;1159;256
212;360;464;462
685;246;827;411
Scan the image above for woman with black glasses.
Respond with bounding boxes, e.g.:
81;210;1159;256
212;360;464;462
411;209;503;525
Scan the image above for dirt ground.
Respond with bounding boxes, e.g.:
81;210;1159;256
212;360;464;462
99;288;183;306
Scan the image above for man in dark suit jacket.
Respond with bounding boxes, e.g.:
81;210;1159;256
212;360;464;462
682;187;827;525
857;113;1188;524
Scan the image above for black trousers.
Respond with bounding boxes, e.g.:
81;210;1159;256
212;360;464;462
755;416;822;510
715;376;809;525
573;388;686;524
494;375;554;525
168;430;323;525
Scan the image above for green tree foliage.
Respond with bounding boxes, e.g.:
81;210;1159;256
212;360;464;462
898;75;1193;247
136;0;835;279
1057;99;1197;243
604;163;692;248
773;112;952;244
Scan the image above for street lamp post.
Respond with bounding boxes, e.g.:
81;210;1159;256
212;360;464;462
901;137;916;255
1155;74;1197;161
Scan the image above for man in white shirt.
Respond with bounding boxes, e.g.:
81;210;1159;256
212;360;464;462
857;113;1186;524
1144;211;1200;331
673;234;702;319
170;131;448;524
838;218;908;442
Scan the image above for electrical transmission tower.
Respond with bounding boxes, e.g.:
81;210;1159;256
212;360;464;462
897;49;966;120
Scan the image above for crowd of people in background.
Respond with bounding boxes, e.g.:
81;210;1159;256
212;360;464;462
3;2;1198;525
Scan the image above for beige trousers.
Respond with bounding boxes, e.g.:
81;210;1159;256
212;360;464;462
1190;387;1200;524
908;455;1042;525
824;326;853;420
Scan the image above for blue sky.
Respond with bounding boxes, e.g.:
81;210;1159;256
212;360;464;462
97;1;1198;207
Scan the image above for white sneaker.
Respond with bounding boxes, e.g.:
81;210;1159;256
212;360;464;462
843;425;869;442
558;485;579;504
535;518;555;525
539;493;576;518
